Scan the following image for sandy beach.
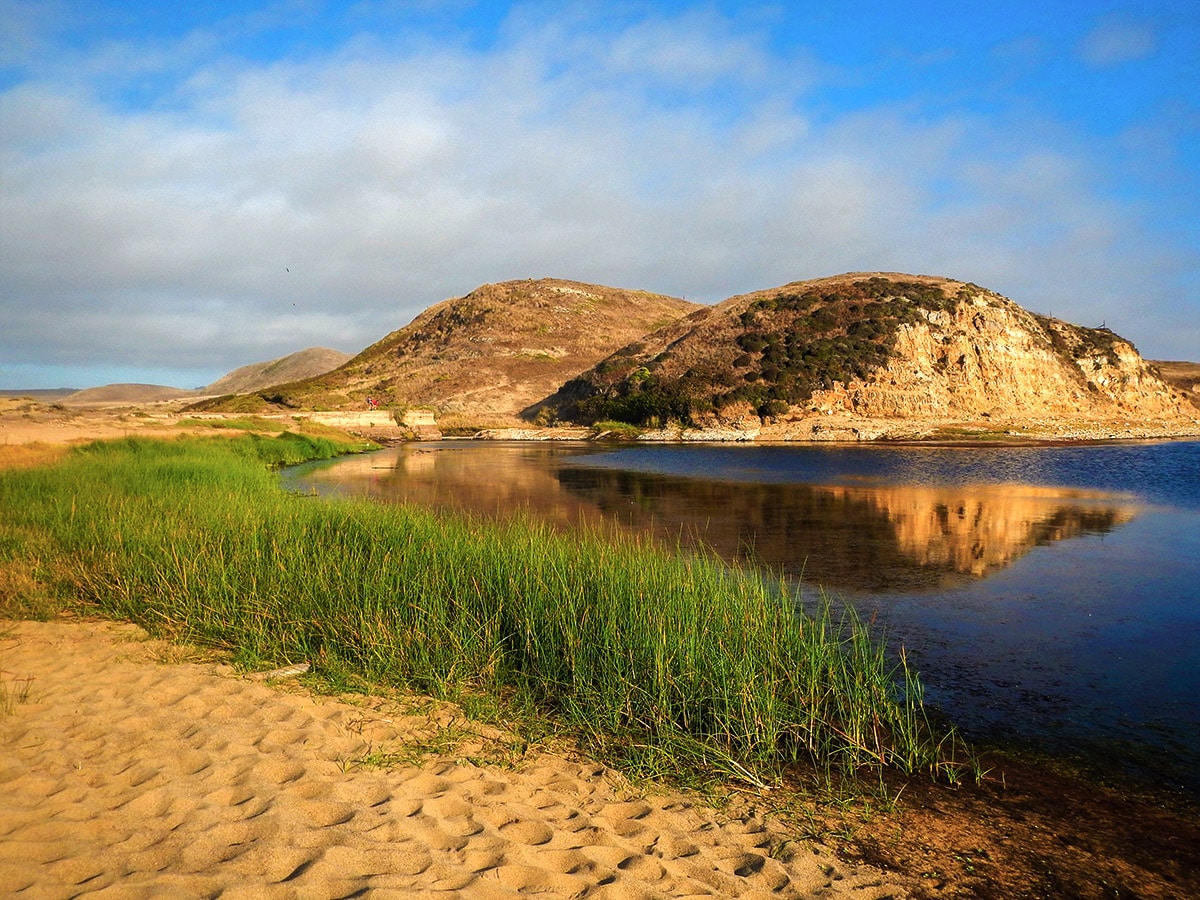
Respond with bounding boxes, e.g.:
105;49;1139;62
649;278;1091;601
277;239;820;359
0;617;908;898
4;402;1200;898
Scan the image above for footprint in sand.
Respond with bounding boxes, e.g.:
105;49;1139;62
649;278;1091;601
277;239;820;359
258;758;307;785
462;845;507;873
329;778;392;808
321;842;434;877
498;819;554;846
295;798;357;828
494;861;590;895
401;814;472;852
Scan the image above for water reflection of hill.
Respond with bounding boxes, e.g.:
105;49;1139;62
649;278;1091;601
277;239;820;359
294;446;1136;594
293;446;616;529
555;468;1134;592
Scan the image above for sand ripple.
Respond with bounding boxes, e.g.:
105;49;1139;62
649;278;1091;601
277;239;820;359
0;619;910;897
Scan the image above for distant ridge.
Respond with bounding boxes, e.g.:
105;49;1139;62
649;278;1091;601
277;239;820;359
202;347;351;396
64;384;199;404
0;388;77;400
59;348;352;405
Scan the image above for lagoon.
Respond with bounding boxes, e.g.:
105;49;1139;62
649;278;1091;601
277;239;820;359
285;439;1200;796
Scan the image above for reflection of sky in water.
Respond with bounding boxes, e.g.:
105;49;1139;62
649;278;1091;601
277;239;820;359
566;441;1200;510
285;440;1200;795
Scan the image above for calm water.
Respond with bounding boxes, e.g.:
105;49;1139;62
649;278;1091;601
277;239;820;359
285;439;1200;796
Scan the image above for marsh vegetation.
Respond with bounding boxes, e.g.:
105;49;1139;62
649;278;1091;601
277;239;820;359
0;433;975;787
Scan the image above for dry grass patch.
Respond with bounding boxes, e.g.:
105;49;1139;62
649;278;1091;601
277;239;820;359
0;442;70;470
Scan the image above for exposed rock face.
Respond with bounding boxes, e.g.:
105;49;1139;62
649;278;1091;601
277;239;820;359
767;290;1195;439
814;302;1172;414
546;273;1199;441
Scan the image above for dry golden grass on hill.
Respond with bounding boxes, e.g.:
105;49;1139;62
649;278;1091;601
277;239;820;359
187;279;701;425
1153;360;1200;409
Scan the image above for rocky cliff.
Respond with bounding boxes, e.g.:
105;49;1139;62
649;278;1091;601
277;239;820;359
544;273;1199;441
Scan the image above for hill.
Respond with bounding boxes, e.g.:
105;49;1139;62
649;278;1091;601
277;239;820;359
57;348;352;406
0;389;78;400
202;347;352;396
541;273;1199;440
189;279;700;425
63;384;200;404
1151;360;1200;410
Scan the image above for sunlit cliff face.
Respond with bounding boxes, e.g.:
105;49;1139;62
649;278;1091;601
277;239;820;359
287;447;1136;595
774;291;1193;430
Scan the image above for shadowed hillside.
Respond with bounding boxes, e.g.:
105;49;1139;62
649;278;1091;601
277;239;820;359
1151;360;1200;410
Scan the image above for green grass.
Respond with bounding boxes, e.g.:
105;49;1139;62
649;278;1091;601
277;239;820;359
176;415;291;432
591;421;643;441
0;432;974;786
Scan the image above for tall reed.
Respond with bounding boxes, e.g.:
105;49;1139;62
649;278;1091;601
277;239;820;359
0;433;971;783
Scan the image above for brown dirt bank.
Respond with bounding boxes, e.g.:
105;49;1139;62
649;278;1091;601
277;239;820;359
5;399;1199;449
825;752;1200;899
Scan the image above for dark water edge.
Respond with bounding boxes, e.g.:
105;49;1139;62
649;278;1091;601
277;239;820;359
825;507;1200;797
284;439;1200;799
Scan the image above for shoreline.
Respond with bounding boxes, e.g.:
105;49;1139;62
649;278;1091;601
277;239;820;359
467;416;1200;446
3;393;1199;447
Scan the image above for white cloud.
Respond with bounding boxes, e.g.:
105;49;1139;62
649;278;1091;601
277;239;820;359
1078;17;1157;67
1;3;1196;388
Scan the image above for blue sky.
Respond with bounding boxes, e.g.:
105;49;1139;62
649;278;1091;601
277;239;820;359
2;0;1197;389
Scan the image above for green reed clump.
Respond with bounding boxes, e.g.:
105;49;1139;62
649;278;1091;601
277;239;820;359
176;416;290;432
0;434;971;784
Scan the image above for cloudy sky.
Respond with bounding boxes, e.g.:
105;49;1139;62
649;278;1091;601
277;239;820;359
2;1;1197;389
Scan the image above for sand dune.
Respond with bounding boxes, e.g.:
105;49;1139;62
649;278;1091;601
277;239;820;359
0;619;910;898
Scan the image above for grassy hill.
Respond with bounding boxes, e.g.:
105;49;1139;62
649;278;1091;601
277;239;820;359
541;274;968;425
189;279;700;427
202;347;352;396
